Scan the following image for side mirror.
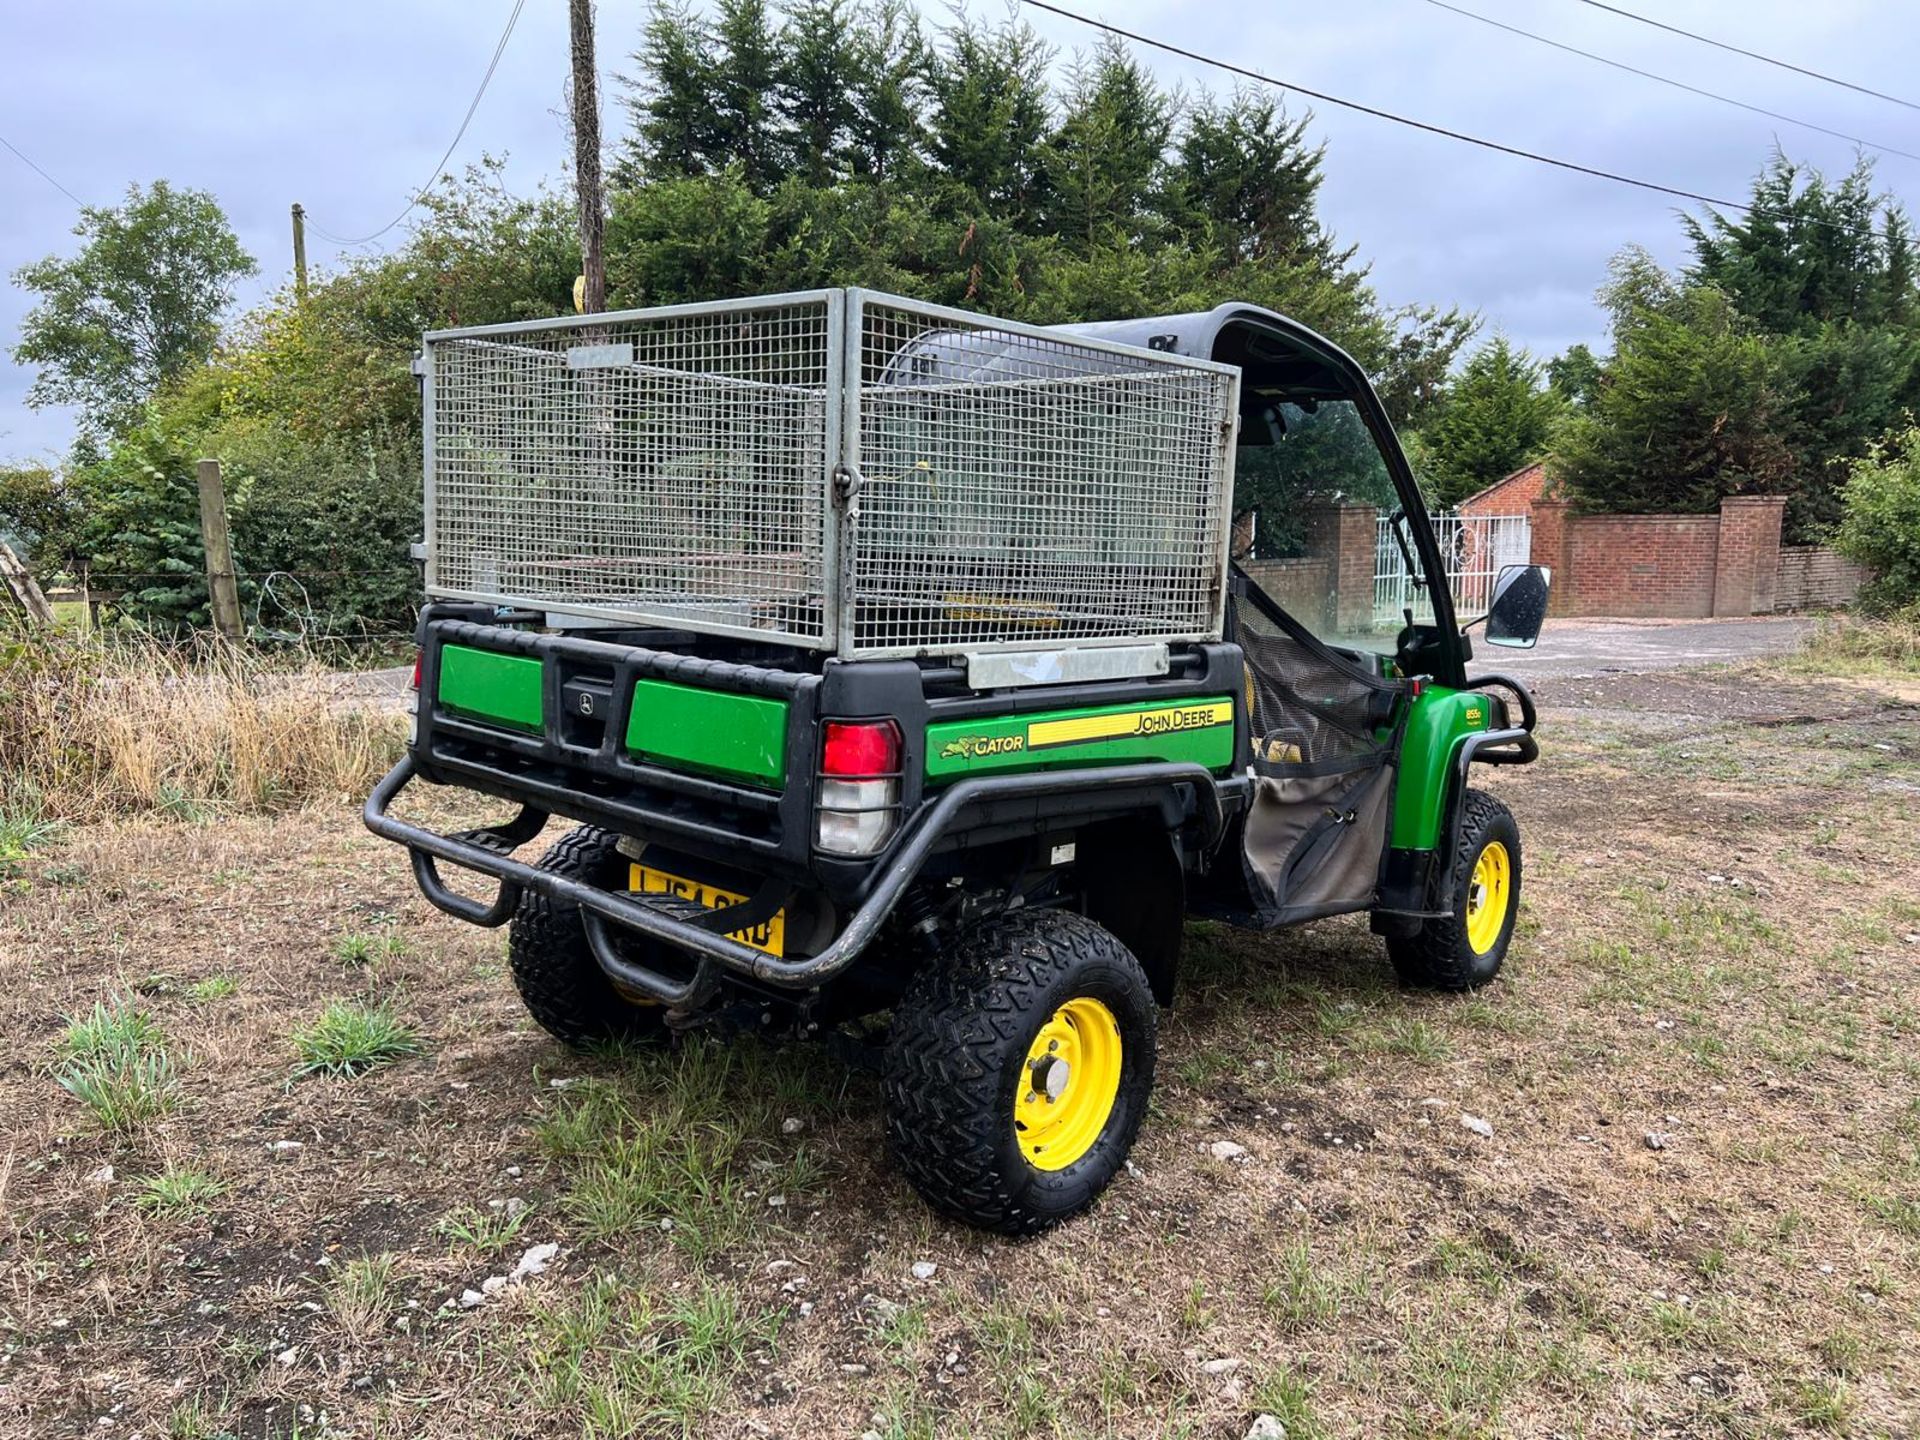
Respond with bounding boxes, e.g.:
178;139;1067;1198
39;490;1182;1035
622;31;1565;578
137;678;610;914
1484;564;1551;648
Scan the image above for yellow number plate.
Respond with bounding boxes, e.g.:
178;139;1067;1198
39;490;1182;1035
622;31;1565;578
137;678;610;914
630;864;785;958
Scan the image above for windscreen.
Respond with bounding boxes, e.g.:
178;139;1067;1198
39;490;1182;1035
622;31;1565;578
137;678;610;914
1234;397;1414;655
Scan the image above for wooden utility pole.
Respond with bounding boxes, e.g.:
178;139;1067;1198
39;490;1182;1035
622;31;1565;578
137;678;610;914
290;203;309;302
195;459;245;640
568;0;606;313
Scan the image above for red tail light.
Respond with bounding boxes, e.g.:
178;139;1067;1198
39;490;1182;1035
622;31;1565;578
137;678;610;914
817;721;903;856
410;652;422;690
821;720;901;778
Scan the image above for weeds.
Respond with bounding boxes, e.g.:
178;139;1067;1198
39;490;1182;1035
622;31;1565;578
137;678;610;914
1355;1014;1453;1062
0;630;403;823
135;1166;226;1220
1261;1241;1342;1330
534;1042;828;1263
326;1254;399;1344
1177;1280;1213;1334
1794;1375;1855;1430
54;997;184;1132
439;1202;534;1256
1864;1192;1920;1237
1817;1330;1867;1379
164;1394;226;1440
61;998;165;1058
0;802;63;872
523;1272;776;1435
332;931;406;968
1251;1366;1325;1440
1790;612;1920;675
290;1001;422;1079
186;975;237;1002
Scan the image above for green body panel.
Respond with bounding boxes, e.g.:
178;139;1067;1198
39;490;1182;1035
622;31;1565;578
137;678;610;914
925;695;1237;782
625;679;789;786
437;646;545;732
1391;686;1492;850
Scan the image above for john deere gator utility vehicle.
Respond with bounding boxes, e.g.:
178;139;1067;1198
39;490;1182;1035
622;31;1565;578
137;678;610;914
366;288;1549;1234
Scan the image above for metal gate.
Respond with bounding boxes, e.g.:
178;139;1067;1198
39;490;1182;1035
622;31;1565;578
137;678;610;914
1375;511;1531;624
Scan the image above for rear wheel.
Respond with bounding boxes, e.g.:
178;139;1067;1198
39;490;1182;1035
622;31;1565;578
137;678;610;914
882;909;1156;1236
509;826;671;1049
1387;788;1521;991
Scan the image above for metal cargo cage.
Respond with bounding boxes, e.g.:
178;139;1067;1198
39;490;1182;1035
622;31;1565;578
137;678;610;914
421;288;1241;658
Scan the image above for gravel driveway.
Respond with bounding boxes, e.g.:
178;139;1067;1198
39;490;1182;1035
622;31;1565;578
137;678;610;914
1479;615;1814;679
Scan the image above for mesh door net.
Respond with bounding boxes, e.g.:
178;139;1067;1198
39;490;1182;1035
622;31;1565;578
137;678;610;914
1230;572;1401;775
1228;570;1408;924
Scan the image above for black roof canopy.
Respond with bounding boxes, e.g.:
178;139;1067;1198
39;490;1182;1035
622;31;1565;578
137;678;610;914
1057;303;1369;404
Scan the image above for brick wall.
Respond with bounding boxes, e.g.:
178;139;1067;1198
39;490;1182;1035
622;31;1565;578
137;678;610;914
1529;495;1789;619
1459;461;1548;518
1241;556;1334;630
1570;514;1721;617
1713;496;1785;617
1315;502;1379;634
1776;545;1872;610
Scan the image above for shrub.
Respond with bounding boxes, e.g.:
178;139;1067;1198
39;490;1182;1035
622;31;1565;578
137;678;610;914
1834;424;1920;615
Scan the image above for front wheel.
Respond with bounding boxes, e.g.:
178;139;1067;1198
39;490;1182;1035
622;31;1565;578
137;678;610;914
882;910;1157;1236
1387;788;1521;990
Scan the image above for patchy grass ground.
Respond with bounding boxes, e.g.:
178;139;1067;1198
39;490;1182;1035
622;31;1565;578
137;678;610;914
3;658;1918;1440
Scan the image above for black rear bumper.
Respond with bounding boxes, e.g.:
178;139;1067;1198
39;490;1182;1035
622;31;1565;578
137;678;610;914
366;753;1226;1004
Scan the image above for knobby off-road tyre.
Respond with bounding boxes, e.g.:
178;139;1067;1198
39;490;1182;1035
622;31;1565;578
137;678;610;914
508;826;670;1050
883;909;1157;1236
1387;787;1521;991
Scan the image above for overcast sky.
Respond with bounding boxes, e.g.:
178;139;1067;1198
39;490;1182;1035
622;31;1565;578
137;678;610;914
3;0;1916;462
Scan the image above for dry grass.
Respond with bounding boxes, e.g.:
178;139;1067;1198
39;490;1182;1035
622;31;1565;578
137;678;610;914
1787;610;1920;676
2;658;1917;1438
0;628;403;824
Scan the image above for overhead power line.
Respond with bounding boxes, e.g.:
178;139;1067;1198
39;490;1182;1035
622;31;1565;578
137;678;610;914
1017;0;1891;241
1427;0;1920;165
307;0;528;247
1568;0;1920;115
1;132;86;207
1023;0;1752;211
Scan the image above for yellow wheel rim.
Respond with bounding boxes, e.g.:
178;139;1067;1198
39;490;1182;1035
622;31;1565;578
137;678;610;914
1464;840;1512;955
1014;996;1123;1172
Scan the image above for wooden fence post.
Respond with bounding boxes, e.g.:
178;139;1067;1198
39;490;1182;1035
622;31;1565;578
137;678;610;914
0;540;55;626
195;458;245;640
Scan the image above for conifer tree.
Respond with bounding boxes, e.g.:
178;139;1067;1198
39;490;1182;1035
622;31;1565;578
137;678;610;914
1422;337;1559;506
1045;38;1173;250
849;0;928;182
713;0;785;194
778;0;864;186
620;2;720;181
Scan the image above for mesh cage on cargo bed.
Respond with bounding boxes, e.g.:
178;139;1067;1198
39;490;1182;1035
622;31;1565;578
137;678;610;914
420;289;1240;659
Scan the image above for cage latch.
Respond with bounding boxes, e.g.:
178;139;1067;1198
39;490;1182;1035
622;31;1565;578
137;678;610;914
832;463;864;510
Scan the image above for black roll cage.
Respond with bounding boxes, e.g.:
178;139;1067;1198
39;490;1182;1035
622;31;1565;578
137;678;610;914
1061;303;1469;688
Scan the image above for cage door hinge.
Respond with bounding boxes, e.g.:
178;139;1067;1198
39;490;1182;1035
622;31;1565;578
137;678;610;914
832;464;863;509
